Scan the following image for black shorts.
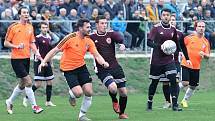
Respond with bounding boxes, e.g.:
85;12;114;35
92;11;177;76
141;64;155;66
97;65;126;88
62;65;92;89
149;63;177;82
34;61;54;81
182;66;200;86
11;58;30;78
159;62;181;82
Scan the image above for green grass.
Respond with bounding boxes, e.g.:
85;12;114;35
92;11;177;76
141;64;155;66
0;91;214;121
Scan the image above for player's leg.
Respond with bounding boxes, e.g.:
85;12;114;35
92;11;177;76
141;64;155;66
78;65;93;121
181;69;199;108
97;70;119;113
45;80;56;106
147;64;162;111
117;82;128;119
179;66;190;89
165;63;182;111
162;82;171;109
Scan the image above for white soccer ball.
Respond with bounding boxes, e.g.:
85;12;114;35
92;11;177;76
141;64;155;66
161;40;177;55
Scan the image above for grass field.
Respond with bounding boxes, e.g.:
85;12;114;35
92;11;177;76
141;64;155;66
0;91;214;121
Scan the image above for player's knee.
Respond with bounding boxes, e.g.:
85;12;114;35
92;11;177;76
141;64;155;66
74;91;83;98
182;81;189;87
108;83;117;94
118;87;127;97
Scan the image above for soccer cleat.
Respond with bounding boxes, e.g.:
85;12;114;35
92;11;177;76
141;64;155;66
78;115;92;121
119;113;128;119
45;101;56;107
5;99;13;114
23;97;28;107
172;105;183;111
32;105;43;114
163;101;171;109
181;100;188;108
146;101;152;111
69;96;76;107
112;101;120;113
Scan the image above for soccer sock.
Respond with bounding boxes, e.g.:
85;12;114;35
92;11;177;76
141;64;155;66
119;96;127;114
69;89;76;98
25;87;37;106
179;82;184;89
26;85;37;99
148;80;159;101
46;85;52;102
162;84;171;103
183;87;194;101
8;85;23;103
79;96;92;118
109;91;118;103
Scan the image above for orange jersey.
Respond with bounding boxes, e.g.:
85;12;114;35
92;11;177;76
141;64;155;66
5;22;35;59
57;32;98;71
181;34;210;69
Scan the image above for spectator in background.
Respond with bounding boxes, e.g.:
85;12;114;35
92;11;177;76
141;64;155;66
115;0;130;20
196;5;204;20
80;10;87;18
157;0;164;18
146;0;159;24
0;0;6;18
201;0;211;16
58;8;73;35
77;0;92;19
165;0;181;20
68;9;80;31
38;0;52;14
41;9;50;22
0;8;13;51
104;11;111;21
112;10;132;49
104;0;118;19
211;1;215;18
131;0;145;15
93;0;106;15
90;8;99;31
71;0;81;10
204;9;215;49
29;0;38;13
182;0;197;13
60;0;74;16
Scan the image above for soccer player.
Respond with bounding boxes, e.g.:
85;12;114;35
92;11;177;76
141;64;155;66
23;22;56;107
38;18;109;121
161;15;185;109
90;15;128;119
4;6;43;114
146;8;191;111
180;21;210;108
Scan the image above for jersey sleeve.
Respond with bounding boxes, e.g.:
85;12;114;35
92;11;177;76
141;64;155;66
5;24;15;42
112;32;123;44
88;39;98;54
30;26;35;43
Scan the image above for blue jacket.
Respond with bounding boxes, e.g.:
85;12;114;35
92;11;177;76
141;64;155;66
111;17;127;33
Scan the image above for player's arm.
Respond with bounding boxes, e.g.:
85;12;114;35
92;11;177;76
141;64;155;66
147;27;160;49
112;32;126;51
92;51;109;68
4;40;21;49
179;35;189;60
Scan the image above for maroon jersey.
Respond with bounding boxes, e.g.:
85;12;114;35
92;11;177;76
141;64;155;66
35;33;53;59
90;31;123;70
148;22;179;65
174;29;184;63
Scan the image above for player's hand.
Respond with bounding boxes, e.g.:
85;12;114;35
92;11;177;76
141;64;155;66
38;61;47;73
16;43;24;49
186;60;193;67
102;62;109;68
119;44;126;51
161;44;165;51
199;51;205;58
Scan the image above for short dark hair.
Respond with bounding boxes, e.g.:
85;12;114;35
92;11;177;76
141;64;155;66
95;15;106;23
161;8;171;14
77;18;90;28
40;21;49;27
18;6;29;15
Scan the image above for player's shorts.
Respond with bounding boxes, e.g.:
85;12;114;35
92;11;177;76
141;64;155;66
62;65;92;89
11;58;30;78
149;62;177;82
159;62;181;82
97;65;126;88
34;61;54;81
181;66;200;86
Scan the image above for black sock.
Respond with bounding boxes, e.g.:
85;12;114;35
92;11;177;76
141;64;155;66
148;79;159;101
109;91;118;103
46;85;52;102
26;85;37;99
162;84;171;103
119;96;127;114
